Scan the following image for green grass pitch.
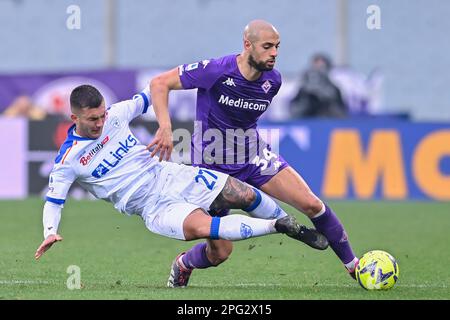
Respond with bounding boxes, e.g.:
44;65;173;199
0;198;449;300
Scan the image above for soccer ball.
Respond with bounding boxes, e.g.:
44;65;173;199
356;250;399;290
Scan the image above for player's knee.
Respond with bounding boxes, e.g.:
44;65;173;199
244;189;257;208
183;210;214;240
184;224;211;240
300;196;323;217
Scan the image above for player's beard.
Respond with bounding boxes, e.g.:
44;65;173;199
78;123;102;139
248;54;274;72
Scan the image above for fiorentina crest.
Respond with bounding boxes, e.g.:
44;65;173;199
261;80;272;93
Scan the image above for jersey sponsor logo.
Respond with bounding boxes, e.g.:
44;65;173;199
79;136;110;166
218;94;269;111
222;77;236;87
91;134;137;178
92;163;109;178
261;80;272;93
185;62;199;71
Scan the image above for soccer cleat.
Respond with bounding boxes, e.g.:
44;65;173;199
349;269;356;280
167;253;193;288
275;216;329;250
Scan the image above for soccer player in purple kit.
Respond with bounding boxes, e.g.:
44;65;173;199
149;19;359;287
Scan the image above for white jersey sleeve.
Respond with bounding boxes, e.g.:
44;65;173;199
108;86;152;122
46;142;78;205
42;201;62;238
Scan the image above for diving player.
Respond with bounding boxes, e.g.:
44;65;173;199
35;84;328;287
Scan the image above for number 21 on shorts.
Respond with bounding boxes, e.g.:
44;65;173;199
195;169;218;190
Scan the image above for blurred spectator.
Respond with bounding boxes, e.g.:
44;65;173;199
2;96;47;120
289;53;348;118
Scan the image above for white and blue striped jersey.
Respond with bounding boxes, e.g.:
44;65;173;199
45;88;160;214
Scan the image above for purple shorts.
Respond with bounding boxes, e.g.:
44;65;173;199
201;153;289;188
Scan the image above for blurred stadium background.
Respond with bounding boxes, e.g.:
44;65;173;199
0;0;449;300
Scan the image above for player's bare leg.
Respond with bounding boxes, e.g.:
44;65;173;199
260;166;359;279
210;177;328;249
168;177;328;287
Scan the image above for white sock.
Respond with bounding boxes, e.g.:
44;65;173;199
311;202;326;219
245;188;288;219
177;255;189;269
212;215;277;241
345;257;359;271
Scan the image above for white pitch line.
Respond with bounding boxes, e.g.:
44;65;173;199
198;282;449;289
1;280;447;290
0;280;54;285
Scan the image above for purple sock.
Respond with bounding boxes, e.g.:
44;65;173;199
311;204;356;265
181;242;213;269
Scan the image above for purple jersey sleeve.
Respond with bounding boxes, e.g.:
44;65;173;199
178;59;224;90
275;71;282;94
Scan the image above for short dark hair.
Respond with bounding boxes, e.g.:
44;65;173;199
70;84;104;111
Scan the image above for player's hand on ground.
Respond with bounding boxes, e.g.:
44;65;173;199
35;234;63;260
146;127;173;161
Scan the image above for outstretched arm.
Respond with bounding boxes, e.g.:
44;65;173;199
35;201;64;260
147;68;183;161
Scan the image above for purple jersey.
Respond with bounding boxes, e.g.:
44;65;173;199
179;54;288;188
